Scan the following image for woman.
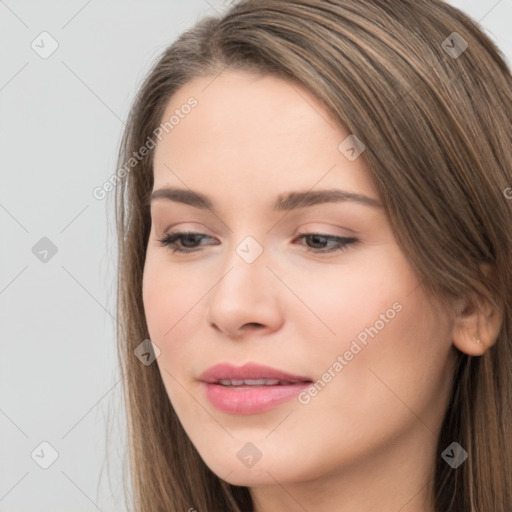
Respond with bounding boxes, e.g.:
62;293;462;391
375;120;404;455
114;1;512;510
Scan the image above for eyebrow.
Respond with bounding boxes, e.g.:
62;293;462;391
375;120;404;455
148;187;383;211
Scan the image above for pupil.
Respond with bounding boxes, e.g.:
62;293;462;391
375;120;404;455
311;234;326;248
183;234;200;247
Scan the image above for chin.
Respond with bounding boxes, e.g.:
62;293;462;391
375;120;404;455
198;446;313;487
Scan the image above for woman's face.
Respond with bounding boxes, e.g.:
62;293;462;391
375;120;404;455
143;71;458;493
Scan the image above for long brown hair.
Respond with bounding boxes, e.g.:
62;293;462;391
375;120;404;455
114;1;512;510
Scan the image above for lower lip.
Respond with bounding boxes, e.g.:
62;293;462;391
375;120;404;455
202;382;312;414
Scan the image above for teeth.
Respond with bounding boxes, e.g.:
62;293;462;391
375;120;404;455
218;378;283;386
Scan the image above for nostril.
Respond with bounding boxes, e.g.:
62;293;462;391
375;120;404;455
243;322;264;329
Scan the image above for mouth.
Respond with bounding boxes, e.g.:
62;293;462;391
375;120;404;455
198;362;313;414
215;378;304;386
198;361;313;384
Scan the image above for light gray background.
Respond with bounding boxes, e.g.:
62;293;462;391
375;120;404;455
1;1;510;511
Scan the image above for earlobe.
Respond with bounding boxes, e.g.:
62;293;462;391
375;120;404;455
451;288;503;357
452;324;487;357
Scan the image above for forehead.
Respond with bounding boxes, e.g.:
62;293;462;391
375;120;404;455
152;71;377;202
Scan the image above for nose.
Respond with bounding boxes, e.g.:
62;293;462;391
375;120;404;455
206;242;284;340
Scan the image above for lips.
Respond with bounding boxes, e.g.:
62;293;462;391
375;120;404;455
198;362;313;385
198;363;313;414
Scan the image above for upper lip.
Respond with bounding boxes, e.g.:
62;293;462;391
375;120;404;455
198;362;313;384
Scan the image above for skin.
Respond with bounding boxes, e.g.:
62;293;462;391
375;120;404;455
142;71;500;512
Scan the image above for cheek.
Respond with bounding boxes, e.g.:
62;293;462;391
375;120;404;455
142;257;202;404
142;253;213;391
278;244;419;354
309;270;453;444
142;259;167;341
288;246;450;415
142;254;193;342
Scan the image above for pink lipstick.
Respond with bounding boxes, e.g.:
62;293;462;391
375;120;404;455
198;362;313;414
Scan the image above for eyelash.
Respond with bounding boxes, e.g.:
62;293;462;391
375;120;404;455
156;231;358;255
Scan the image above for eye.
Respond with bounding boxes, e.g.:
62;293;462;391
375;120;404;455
156;231;216;253
157;231;358;255
294;233;358;254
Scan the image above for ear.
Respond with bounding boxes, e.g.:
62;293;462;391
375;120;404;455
452;263;503;356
